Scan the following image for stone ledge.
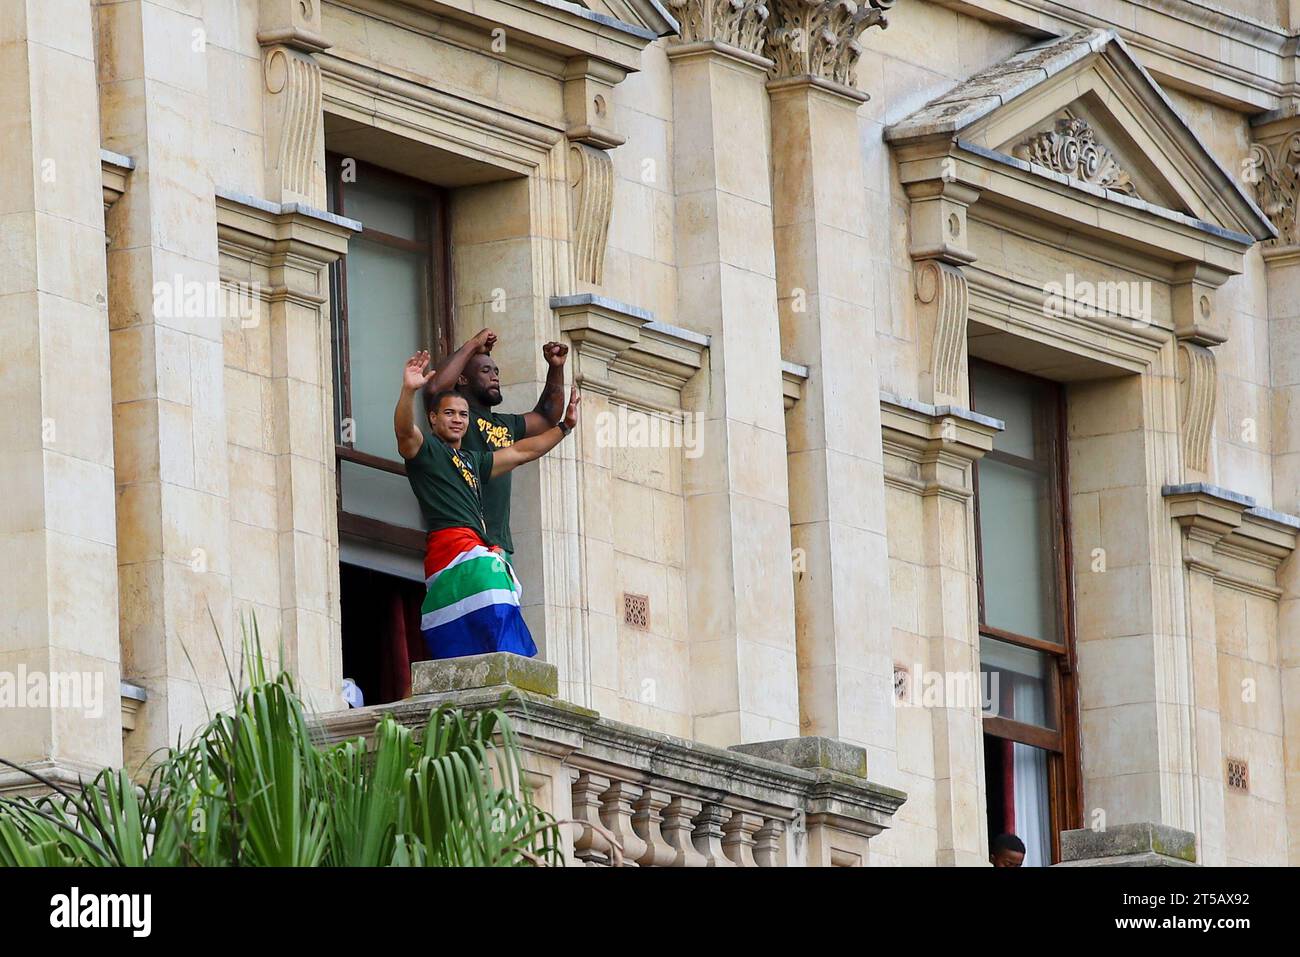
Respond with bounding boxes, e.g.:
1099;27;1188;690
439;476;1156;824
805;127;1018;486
1057;822;1197;867
729;736;869;779
410;652;558;698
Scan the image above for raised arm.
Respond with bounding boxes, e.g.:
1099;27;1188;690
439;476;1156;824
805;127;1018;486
427;328;496;394
522;341;569;436
491;386;579;479
394;350;435;460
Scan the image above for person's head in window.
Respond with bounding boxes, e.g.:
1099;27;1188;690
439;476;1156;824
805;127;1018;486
458;352;503;408
990;833;1026;867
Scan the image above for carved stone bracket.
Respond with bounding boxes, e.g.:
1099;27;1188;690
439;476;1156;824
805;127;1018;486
568;143;615;285
667;0;771;56
763;0;895;88
1176;341;1216;477
913;259;968;406
258;1;329;206
1015;117;1136;196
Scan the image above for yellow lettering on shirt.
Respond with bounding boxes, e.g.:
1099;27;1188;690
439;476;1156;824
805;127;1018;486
477;417;514;449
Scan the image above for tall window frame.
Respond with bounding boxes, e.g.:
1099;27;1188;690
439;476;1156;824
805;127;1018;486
970;359;1083;864
326;154;455;552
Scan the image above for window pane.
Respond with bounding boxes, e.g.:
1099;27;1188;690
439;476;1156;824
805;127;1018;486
984;734;1053;867
340;460;425;530
344;171;427;241
972;362;1039;459
976;456;1061;642
343;237;428;459
980;635;1057;729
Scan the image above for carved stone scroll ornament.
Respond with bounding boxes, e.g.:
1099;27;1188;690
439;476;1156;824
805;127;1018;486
913;259;967;404
263;45;322;202
1177;341;1216;475
764;0;896;87
1015;118;1137;196
1246;134;1300;246
569;143;615;285
667;0;771;55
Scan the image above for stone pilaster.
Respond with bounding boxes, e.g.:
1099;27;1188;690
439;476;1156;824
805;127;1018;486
1163;483;1252;866
666;2;801;746
216;192;357;714
881;397;1000;865
0;0;123;792
98;0;233;768
765;6;894;765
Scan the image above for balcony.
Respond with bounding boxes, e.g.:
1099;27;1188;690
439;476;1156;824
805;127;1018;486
316;653;907;866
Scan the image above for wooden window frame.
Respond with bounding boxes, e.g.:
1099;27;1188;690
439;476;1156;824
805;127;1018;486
971;359;1083;864
326;154;455;552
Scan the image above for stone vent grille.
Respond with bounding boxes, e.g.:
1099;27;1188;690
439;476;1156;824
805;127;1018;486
623;593;649;630
893;666;910;701
1226;757;1249;793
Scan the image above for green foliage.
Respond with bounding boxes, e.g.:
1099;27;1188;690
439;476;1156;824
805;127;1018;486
0;617;562;867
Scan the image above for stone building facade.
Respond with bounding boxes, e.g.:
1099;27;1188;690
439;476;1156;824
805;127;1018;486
3;0;1300;866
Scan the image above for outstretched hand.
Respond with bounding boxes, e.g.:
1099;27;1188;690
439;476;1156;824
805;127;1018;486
403;351;435;392
562;385;581;430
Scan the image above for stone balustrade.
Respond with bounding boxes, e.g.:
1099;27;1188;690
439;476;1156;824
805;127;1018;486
315;653;907;867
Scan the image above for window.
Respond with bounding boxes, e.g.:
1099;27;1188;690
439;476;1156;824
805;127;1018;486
971;360;1082;865
327;156;453;703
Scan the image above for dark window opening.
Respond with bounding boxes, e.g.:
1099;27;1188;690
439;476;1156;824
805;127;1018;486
972;359;1082;865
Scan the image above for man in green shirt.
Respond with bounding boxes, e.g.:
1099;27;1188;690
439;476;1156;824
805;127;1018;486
423;328;569;558
395;349;579;659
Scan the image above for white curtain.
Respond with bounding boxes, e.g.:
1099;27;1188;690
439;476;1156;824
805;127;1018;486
1011;675;1051;866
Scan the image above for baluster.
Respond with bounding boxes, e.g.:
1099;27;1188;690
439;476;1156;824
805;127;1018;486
598;781;645;866
753;817;786;867
571;771;613;866
661;796;709;867
722;810;763;867
631;788;676;867
691;804;736;867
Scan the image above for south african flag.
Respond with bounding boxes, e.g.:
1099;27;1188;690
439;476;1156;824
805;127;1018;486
420;527;537;660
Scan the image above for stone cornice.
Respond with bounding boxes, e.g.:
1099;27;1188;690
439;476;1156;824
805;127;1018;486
550;294;707;405
1162;483;1299;570
763;0;894;89
928;0;1292;113
881;393;1002;500
781;359;808;411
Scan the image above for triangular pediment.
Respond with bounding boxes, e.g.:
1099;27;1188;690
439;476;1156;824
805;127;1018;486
886;29;1275;245
574;0;679;37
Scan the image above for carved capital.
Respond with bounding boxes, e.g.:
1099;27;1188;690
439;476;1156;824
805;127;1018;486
569;143;615;285
1015;117;1136;195
1177;341;1216;477
763;0;895;88
1246;133;1300;248
667;0;771;56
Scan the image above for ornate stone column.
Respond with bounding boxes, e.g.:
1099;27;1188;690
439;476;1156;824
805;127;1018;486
665;0;802;744
0;0;124;792
1247;114;1300;862
764;0;896;764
